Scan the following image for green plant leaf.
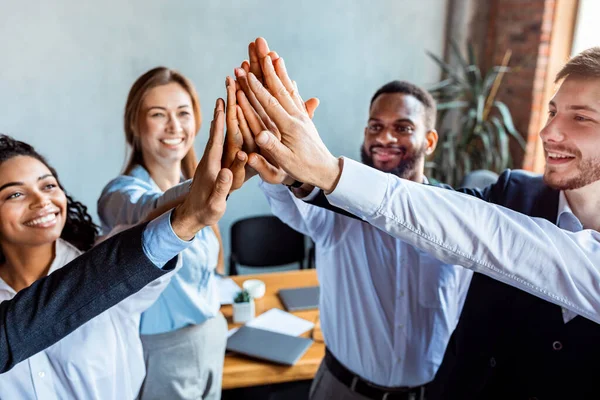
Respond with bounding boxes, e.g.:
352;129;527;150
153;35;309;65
493;101;527;149
427;51;468;87
491;116;509;170
437;100;469;110
450;39;469;72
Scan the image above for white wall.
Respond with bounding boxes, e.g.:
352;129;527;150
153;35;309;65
0;0;448;267
572;0;600;56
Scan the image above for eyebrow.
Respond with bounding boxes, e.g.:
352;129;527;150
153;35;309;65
369;117;416;125
0;174;55;193
147;105;191;111
549;101;599;113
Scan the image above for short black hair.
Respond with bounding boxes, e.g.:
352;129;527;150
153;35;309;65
370;80;437;130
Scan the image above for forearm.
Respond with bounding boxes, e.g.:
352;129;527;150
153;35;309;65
327;158;600;323
99;179;191;229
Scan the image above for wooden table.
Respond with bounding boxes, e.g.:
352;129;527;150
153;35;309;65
221;269;324;390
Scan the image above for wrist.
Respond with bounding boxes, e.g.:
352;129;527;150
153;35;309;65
170;203;206;241
290;183;315;199
320;156;343;194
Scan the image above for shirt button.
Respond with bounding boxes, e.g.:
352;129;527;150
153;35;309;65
552;341;563;351
489;357;496;368
38;371;45;378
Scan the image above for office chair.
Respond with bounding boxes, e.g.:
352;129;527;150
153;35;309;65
459;169;499;189
229;215;308;276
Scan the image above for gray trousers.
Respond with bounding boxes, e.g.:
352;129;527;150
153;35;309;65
138;312;228;400
309;360;425;400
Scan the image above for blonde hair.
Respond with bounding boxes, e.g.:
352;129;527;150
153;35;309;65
123;67;202;179
555;47;600;83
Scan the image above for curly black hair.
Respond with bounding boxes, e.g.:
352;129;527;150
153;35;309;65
0;135;99;263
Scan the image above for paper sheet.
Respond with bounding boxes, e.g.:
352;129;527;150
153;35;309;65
216;276;241;305
245;308;314;336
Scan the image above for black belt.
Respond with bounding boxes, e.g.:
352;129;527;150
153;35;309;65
324;348;425;400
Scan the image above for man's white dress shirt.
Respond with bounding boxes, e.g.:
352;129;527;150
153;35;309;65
261;181;472;387
327;157;600;325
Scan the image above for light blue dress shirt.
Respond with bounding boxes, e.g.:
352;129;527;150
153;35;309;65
260;181;472;387
327;157;600;325
98;165;220;335
0;211;190;399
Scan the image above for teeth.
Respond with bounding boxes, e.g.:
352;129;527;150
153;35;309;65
25;213;57;227
548;152;572;159
161;138;184;145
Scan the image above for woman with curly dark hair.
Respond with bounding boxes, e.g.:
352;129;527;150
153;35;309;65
0;134;181;398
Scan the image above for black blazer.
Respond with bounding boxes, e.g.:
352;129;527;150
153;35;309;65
0;223;177;373
308;169;599;399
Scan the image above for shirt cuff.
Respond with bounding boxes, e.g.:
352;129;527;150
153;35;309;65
142;209;193;269
299;186;320;201
325;157;389;219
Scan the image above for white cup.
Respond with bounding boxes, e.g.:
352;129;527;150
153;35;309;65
243;279;266;299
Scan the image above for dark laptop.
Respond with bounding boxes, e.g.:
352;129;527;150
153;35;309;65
226;326;313;366
278;286;320;312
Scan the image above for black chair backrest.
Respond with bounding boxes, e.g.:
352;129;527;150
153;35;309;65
459;169;499;189
229;216;305;275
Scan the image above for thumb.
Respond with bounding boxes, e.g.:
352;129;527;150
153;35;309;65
248;153;286;184
211;169;233;201
255;130;292;167
305;98;320;119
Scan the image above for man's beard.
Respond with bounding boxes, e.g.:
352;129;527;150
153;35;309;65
544;156;600;190
360;144;426;180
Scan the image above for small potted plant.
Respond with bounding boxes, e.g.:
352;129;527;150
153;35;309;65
233;289;255;323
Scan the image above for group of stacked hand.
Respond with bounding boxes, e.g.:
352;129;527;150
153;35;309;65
173;37;344;238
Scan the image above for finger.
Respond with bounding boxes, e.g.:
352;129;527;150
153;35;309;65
209;168;233;208
247;152;287;184
224;77;242;165
236;90;267;137
254;130;293;168
273;57;304;111
255;37;271;60
229;151;248;191
305;97;320;119
267;51;280;63
203;98;226;172
261;56;299;114
235;71;278;135
248;42;263;83
247;73;291;129
236;104;257;153
241;60;250;73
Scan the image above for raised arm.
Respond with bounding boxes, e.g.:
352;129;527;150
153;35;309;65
326;158;600;323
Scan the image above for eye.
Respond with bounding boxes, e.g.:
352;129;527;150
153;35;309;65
395;125;414;134
574;115;588;122
43;183;57;191
367;124;382;133
6;192;23;200
151;112;166;118
548;110;556;118
178;111;191;117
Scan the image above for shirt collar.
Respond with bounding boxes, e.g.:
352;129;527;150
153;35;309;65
0;239;82;296
557;191;584;232
128;164;184;190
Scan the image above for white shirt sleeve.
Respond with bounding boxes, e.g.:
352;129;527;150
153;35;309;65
259;181;334;245
326;157;600;324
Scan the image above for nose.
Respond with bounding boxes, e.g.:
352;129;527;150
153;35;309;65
166;113;182;133
375;129;398;146
540;114;565;144
30;191;52;210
